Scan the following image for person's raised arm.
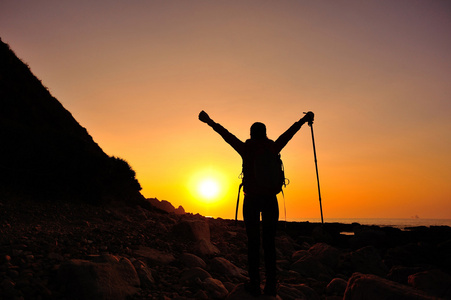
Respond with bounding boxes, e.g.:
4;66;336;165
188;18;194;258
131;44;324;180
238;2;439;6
274;111;314;152
198;111;245;155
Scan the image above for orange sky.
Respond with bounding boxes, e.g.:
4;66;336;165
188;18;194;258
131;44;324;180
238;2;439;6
1;1;450;220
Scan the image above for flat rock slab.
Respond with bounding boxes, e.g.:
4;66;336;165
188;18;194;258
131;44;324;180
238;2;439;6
134;246;175;265
58;254;140;300
344;273;436;300
173;220;211;241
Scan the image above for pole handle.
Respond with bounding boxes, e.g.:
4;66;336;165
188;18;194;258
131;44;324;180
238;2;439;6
303;111;314;126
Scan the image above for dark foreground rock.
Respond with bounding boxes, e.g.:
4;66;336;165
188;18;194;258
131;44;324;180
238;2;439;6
58;254;140;300
344;273;436;300
1;197;451;299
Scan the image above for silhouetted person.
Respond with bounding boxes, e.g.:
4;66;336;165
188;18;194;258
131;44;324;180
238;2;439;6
199;110;314;296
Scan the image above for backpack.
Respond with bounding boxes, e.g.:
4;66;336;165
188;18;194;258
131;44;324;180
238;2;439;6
235;141;289;224
242;146;287;195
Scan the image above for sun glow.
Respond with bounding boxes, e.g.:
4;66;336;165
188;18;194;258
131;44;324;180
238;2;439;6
198;179;220;199
188;168;229;204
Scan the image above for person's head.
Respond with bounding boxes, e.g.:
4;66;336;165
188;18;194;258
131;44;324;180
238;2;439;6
250;122;267;140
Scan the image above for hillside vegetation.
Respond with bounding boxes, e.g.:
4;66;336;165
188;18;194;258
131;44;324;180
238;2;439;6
0;38;142;204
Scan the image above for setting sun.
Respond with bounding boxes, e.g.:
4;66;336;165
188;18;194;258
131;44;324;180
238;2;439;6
198;179;220;199
188;167;231;205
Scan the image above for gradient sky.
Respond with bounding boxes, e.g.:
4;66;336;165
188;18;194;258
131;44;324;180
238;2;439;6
1;0;450;220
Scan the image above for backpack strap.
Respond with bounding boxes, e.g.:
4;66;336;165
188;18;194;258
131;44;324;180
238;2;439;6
281;188;287;228
235;183;243;226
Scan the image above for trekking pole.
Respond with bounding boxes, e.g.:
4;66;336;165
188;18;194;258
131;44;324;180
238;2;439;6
235;183;243;226
305;112;324;224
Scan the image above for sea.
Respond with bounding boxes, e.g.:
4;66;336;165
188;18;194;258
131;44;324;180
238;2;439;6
287;218;451;230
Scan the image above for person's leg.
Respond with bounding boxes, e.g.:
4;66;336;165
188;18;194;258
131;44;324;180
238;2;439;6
261;195;279;295
243;194;261;295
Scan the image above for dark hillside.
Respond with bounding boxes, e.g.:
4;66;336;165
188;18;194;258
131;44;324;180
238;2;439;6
0;38;142;203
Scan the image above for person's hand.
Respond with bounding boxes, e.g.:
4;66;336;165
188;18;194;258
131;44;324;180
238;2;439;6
302;111;314;126
199;110;213;124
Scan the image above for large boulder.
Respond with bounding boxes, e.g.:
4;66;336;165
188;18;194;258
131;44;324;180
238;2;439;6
309;243;341;269
277;284;309;299
132;259;155;288
57;254;140;300
133;246;175;266
327;278;348;297
348;246;388;276
202;277;229;299
173;220;211;241
408;269;451;299
276;235;298;258
194;238;220;256
344;273;435;300
180;267;212;284
210;257;247;280
385;243;430;267
292;249;310;261
179;252;207;269
291;252;332;280
387;265;430;284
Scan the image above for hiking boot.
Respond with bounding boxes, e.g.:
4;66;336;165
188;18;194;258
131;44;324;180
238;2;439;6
244;282;261;297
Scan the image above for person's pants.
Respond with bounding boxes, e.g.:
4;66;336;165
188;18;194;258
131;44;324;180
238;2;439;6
243;193;279;287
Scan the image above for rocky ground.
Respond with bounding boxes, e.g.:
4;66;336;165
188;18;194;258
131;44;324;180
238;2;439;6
1;197;451;300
